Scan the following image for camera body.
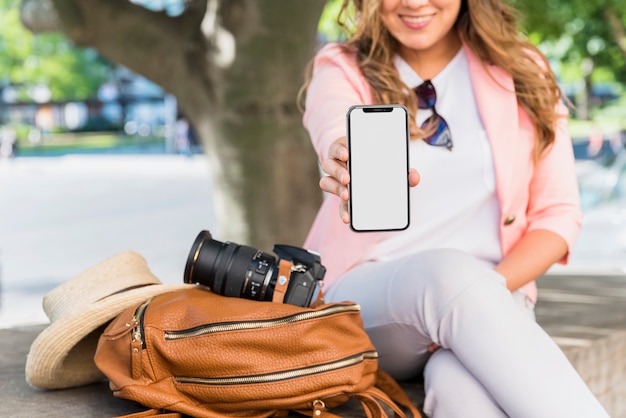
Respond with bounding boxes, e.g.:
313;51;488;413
271;244;326;306
184;230;326;307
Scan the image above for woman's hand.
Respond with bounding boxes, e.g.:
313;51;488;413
319;136;420;224
319;137;351;223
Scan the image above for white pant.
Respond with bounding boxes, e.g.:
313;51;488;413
324;249;608;418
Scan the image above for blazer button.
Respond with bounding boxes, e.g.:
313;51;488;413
503;215;516;226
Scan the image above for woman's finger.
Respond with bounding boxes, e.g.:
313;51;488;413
321;157;350;186
328;138;349;162
339;200;350;224
319;176;349;201
409;168;420;187
322;136;350;223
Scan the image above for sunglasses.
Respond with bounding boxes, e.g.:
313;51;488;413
413;80;453;151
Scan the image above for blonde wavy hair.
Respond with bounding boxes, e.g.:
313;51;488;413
300;0;565;161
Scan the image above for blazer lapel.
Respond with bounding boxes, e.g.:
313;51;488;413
464;44;519;215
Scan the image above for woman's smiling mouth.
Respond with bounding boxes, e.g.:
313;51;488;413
400;14;435;28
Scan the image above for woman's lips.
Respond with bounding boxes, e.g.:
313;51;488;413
400;14;434;29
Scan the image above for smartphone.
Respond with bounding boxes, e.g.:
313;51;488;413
346;104;410;232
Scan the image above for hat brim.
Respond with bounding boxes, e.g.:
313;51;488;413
26;283;193;390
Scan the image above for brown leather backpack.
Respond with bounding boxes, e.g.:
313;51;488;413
94;287;421;417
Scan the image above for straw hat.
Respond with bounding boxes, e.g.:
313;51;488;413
25;250;193;390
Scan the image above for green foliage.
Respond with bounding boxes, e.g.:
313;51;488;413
15;132;164;155
0;0;110;101
512;0;626;84
318;0;354;42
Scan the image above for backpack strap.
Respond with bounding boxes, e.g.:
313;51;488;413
374;369;422;417
290;383;421;418
356;387;422;418
115;409;182;418
118;407;277;418
307;396;392;418
354;390;403;417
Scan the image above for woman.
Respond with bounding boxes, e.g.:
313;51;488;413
300;0;609;416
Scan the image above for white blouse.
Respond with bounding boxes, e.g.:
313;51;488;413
365;48;503;265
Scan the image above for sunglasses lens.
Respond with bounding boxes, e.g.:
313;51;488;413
414;81;437;109
421;116;452;149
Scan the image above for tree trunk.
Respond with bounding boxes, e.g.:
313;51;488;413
215;0;325;251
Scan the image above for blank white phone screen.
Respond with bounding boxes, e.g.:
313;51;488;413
347;105;410;232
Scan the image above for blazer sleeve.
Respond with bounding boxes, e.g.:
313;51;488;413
303;44;373;163
526;102;582;263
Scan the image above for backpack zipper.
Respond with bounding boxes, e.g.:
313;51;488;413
163;303;361;340
131;299;150;349
174;351;378;385
130;299;151;379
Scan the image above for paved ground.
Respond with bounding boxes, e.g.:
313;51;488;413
0;154;216;328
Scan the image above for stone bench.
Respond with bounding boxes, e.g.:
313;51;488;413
533;273;626;417
1;273;624;417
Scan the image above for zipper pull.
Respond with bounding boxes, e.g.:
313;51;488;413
132;321;142;344
131;299;150;348
312;400;326;417
131;332;142;379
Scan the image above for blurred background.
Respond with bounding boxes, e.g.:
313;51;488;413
0;0;625;328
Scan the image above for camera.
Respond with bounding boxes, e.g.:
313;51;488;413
184;230;326;307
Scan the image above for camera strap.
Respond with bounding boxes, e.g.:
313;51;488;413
272;259;293;304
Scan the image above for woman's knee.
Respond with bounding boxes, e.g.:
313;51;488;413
423;349;461;396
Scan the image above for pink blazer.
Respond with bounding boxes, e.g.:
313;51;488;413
302;43;582;303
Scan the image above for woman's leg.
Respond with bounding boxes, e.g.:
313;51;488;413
422;287;534;418
325;248;608;417
423;349;507;418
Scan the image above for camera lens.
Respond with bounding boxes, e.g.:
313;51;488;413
184;230;277;301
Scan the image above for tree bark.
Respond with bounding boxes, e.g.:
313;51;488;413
20;0;325;251
216;0;325;250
